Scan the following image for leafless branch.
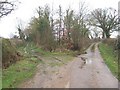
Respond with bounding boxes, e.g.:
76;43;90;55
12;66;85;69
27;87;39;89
0;0;17;18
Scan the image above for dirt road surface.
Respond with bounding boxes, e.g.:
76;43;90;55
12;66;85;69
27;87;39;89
20;43;118;88
69;43;118;88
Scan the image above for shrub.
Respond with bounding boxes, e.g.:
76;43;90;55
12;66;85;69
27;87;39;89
2;38;21;69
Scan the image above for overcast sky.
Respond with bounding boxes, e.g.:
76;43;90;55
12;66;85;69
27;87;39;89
0;0;119;38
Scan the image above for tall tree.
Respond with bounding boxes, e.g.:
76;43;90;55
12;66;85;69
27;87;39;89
64;9;74;43
58;5;62;45
71;17;80;50
26;5;55;51
90;8;118;38
71;16;89;50
67;1;89;50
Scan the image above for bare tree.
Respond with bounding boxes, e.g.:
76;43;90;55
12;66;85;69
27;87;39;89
17;23;25;40
90;8;118;38
0;0;17;18
58;5;62;44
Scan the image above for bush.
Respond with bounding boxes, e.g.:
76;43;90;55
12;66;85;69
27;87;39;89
2;38;21;69
102;38;116;46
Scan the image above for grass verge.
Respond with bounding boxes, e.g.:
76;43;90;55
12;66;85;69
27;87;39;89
2;43;75;88
2;57;42;88
99;43;118;78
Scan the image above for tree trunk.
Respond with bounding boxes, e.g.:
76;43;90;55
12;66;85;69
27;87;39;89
102;29;110;38
105;31;110;38
102;32;105;39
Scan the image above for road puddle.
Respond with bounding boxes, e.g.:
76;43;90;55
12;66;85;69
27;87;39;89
86;59;92;64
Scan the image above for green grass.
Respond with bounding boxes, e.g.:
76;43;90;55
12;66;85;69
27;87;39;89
99;43;118;78
39;51;75;67
18;42;52;57
2;42;75;88
49;54;74;67
2;57;42;88
0;69;2;90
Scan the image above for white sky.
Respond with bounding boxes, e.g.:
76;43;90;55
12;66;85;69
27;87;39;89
0;0;119;38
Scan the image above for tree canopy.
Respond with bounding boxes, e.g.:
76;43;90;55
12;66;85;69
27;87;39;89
90;8;118;38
